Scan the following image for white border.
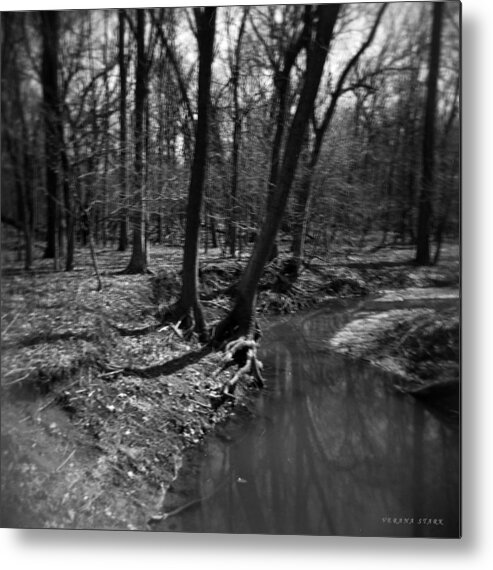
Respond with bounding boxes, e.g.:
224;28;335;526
2;0;493;568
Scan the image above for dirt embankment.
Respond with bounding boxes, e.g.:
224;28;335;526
1;243;459;530
330;289;459;415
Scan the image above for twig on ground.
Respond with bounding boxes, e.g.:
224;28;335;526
188;398;211;410
170;320;184;339
2;371;32;386
2;312;19;335
37;397;57;413
55;449;76;472
101;369;124;378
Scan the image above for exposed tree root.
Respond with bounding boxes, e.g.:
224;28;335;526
210;336;265;409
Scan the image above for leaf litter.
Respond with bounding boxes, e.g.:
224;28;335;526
1;241;459;529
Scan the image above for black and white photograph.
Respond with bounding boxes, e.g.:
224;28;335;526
1;1;461;539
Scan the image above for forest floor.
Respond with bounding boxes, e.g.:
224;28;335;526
0;233;460;530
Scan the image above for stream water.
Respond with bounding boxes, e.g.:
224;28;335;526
155;299;460;537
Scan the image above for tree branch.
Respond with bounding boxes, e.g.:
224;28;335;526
151;9;196;130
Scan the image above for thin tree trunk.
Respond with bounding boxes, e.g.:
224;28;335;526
83;210;103;291
40;11;59;266
291;166;314;267
228;9;248;257
253;7;312;262
118;9;129;252
22;150;34;270
60;146;74;271
4;131;33;269
209;213;218;249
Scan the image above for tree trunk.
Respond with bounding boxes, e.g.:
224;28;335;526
40;11;60;266
415;2;444;265
125;9;148;273
60;146;74;271
254;7;313;262
228;9;248;258
174;7;216;338
21;146;34;270
101;12;110;249
4;131;33;269
118;9;129;252
291;165;313;268
215;4;341;342
13;55;35;270
82;210;103;291
209;212;218;249
433;76;460;265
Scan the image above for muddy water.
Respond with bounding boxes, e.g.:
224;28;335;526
155;300;460;537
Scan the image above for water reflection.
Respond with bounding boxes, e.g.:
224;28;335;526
156;304;460;537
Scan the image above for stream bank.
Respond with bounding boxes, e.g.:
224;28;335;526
153;298;460;537
1;241;459;530
330;288;460;416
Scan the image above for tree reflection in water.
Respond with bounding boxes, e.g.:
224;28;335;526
157;304;460;537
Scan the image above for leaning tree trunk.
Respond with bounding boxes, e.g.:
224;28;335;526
172;7;216;338
214;4;341;343
264;8;312;262
415;2;444;265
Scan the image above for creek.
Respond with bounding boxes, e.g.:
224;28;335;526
155;298;460;537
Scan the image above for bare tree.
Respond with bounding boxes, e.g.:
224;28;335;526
125;9;156;273
171;7;216;338
1;14;34;270
291;3;387;271
251;5;313;260
214;4;341;347
227;8;249;257
117;9;129;252
40;11;60;266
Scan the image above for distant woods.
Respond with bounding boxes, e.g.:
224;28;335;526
1;3;459;275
